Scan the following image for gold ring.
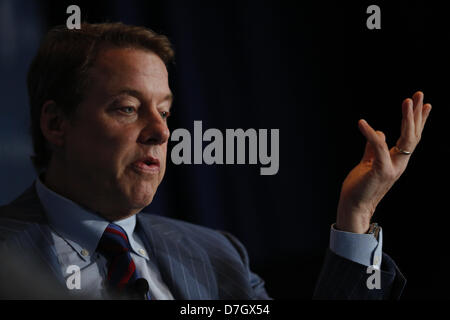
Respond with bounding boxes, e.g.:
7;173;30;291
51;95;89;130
394;146;412;155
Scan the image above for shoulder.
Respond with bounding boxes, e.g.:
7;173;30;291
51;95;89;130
0;183;48;241
0;183;45;220
138;213;248;260
138;212;233;244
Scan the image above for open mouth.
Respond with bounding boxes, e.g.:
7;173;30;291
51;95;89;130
131;156;160;174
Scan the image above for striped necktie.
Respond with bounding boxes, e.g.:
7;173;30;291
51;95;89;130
97;223;145;298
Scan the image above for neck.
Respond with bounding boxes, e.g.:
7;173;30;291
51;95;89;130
43;158;140;221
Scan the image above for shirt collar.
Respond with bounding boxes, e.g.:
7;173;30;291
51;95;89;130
35;176;149;261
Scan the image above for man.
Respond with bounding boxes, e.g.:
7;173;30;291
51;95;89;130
0;22;431;299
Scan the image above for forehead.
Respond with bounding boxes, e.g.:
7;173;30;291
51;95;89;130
86;47;170;98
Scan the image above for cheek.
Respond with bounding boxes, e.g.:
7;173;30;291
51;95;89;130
100;130;139;171
66;120;138;172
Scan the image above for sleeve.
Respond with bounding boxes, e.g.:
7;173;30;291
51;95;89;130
329;223;383;268
313;224;406;299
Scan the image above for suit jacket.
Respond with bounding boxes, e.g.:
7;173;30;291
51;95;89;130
0;183;406;299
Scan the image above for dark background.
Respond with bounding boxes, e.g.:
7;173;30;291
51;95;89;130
0;0;448;299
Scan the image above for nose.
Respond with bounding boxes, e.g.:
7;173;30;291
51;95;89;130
138;108;170;145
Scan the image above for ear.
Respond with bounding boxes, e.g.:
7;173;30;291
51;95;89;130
40;100;68;148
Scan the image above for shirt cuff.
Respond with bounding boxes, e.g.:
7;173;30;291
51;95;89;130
329;223;383;268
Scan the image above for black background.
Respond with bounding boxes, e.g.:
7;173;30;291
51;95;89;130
1;0;448;299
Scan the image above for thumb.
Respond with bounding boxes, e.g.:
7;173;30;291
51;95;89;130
361;140;376;162
358;119;390;166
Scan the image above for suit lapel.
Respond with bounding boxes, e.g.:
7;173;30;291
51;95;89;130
137;214;218;299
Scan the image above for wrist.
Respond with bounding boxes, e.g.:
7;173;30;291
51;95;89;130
336;200;374;233
336;210;372;234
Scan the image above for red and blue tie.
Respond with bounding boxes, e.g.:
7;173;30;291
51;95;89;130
97;223;141;297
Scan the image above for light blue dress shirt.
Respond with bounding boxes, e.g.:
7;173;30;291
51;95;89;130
35;177;174;299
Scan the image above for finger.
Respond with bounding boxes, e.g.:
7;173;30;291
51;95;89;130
390;144;411;168
398;98;415;151
421;103;432;129
358;119;391;166
400;98;414;143
412;91;424;135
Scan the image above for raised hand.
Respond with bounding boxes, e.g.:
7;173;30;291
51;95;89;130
336;91;432;233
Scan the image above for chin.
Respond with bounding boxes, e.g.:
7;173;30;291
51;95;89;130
118;174;161;209
131;195;154;209
126;187;156;209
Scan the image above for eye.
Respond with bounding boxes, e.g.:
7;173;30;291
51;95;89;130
118;107;136;114
161;111;171;120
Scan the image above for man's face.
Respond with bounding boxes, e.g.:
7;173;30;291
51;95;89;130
62;47;172;220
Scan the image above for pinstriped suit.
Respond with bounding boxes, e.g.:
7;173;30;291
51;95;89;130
0;183;405;299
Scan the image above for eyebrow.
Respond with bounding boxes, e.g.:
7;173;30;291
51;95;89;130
111;89;174;109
